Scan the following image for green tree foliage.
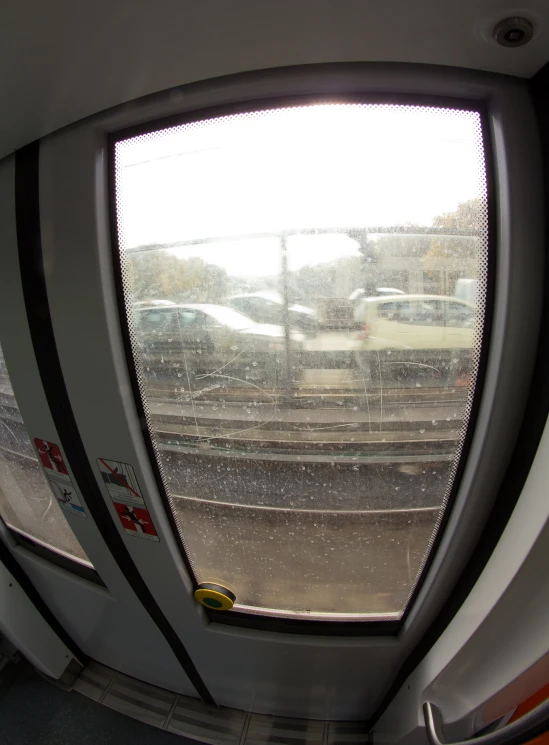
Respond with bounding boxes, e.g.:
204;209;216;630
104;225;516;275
433;197;482;231
362;199;482;281
126;198;482;305
424;198;482;265
289;255;362;300
126;248;228;303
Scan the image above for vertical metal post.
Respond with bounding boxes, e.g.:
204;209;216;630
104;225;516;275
281;235;294;399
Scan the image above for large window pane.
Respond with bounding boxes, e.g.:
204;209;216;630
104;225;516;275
0;344;91;565
114;103;488;619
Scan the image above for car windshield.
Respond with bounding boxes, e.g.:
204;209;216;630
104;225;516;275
193;305;256;330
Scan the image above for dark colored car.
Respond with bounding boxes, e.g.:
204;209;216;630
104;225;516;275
226;291;317;335
134;303;305;389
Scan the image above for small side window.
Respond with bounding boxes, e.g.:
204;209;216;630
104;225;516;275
378;302;402;319
414;301;443;326
178;310;198;325
139;309;176;332
0;343;91;565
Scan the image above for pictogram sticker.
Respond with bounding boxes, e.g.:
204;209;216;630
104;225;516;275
33;438;87;518
112;502;159;540
48;480;87;517
34;439;69;476
97;458;159;542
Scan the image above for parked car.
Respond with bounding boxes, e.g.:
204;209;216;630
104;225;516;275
348;287;406;315
133;299;177;307
353;294;475;383
134;303;305;388
226;291;317;335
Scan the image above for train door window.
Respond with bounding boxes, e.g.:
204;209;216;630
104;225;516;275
112;103;488;619
0;343;91;564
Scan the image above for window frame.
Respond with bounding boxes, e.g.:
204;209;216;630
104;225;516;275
104;74;525;635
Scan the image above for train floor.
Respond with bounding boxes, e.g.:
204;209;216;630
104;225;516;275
0;661;193;745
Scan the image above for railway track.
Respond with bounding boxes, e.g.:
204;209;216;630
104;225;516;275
142;382;470;407
1;374;466;465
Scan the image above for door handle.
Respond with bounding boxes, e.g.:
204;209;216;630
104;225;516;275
423;698;549;745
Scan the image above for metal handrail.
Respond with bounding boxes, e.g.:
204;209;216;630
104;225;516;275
423;699;549;745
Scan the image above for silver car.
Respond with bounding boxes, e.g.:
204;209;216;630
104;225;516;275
134;303;305;388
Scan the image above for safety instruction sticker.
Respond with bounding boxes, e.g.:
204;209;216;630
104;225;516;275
97;458;159;541
48;479;87;517
34;439;69;476
33;438;87;518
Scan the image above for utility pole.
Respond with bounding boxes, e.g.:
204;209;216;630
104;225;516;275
280;236;294;400
348;228;377;296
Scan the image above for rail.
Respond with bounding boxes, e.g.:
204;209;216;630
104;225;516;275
423;700;549;745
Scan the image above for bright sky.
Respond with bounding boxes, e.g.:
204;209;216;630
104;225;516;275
115;104;485;277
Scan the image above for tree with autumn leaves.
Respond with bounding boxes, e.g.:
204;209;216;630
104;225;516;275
423;197;482;266
124;198;483;304
125;248;228;303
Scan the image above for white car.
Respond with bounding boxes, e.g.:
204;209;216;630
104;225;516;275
353;294;476;382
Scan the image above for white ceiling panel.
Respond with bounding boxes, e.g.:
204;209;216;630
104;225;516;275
1;0;548;158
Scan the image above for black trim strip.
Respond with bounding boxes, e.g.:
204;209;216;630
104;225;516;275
0;533;87;664
15;140;215;707
208;612;400;636
368;82;549;727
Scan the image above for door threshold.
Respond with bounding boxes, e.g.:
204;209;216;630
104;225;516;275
73;660;371;744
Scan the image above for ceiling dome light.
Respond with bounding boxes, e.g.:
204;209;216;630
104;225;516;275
494;16;534;47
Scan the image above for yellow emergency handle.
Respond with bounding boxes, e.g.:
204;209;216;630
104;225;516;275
194;583;236;611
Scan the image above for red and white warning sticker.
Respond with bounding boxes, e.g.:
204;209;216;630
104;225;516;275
97;458;159;541
33;438;87;518
112;502;159;540
34;439;70;476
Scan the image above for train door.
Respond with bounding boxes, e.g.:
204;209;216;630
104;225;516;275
0;64;543;721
